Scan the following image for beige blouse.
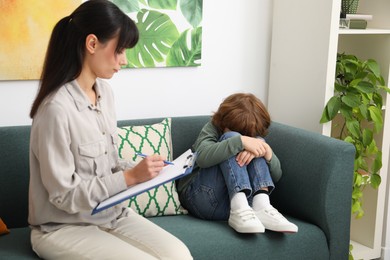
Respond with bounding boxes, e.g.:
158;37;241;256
29;79;131;232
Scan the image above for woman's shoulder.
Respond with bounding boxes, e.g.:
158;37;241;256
39;84;70;110
36;80;80;118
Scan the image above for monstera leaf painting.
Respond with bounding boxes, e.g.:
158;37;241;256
113;0;203;68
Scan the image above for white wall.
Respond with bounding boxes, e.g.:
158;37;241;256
0;0;273;127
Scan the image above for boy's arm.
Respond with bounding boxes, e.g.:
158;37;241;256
267;151;282;183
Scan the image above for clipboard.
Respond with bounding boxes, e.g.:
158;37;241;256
92;149;196;215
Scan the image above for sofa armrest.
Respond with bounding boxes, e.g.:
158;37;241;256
265;122;355;260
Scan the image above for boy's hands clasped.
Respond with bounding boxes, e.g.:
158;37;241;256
238;136;272;166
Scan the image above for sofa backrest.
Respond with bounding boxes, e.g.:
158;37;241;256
0;115;210;229
0;125;31;229
118;116;210;159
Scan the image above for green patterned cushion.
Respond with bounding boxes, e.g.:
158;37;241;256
117;118;187;217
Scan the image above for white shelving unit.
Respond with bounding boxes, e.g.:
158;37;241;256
268;0;390;259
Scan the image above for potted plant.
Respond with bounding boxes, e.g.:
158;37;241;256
341;0;359;15
320;53;390;258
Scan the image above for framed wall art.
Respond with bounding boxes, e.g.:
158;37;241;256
0;0;81;80
113;0;203;68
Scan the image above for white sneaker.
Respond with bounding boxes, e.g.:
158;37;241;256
228;208;265;233
255;206;298;233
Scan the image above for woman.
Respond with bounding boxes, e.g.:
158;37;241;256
28;1;192;259
177;93;298;234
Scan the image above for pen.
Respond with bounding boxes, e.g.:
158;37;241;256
136;153;174;165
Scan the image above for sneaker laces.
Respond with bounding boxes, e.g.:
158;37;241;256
263;207;287;222
236;208;257;222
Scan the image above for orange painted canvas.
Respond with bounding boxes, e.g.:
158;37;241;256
0;0;81;80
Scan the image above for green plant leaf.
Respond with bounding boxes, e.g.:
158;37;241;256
322;53;386;221
180;0;203;28
146;0;177;10
325;96;341;120
368;106;383;131
354;171;364;186
349;244;354;260
126;9;180;68
344;61;358;78
362;128;373;147
351;199;361;214
366;73;378;86
346;119;360;138
166;27;202;67
366;59;381;78
352;186;363;199
355;155;368;171
349;78;361;87
358;104;369;120
341;94;361;108
367;139;378;155
112;0;140;13
352;198;361;215
335;81;346;92
344;136;354;144
319;108;330;123
380;85;390;94
340;103;353;120
372;151;382;173
372;93;383;108
370;173;381;189
355;81;375;93
356;209;364;219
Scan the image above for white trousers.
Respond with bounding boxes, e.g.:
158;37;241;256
31;209;192;260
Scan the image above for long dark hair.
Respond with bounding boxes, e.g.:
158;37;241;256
30;0;139;118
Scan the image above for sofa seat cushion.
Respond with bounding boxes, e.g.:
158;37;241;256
0;227;39;259
2;215;329;260
150;214;329;260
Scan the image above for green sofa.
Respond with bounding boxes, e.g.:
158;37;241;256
0;115;355;259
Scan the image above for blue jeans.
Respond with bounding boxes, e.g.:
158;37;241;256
180;131;275;220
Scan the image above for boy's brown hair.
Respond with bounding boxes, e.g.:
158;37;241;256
212;93;271;137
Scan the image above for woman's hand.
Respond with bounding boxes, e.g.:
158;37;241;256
123;155;165;186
